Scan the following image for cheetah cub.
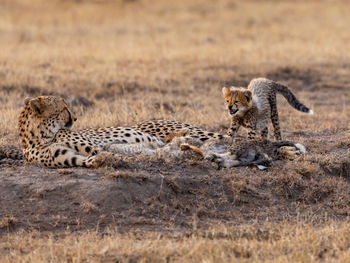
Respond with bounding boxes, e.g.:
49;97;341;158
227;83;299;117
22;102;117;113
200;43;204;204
222;78;313;141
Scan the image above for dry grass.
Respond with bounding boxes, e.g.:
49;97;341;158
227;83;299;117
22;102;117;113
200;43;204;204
0;215;17;229
2;222;350;263
0;0;350;262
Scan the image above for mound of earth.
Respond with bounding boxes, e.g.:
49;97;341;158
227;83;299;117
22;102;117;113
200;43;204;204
1;150;350;236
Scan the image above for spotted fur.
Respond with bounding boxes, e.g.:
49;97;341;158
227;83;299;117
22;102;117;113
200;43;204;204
222;78;313;140
133;119;230;142
18;96;162;168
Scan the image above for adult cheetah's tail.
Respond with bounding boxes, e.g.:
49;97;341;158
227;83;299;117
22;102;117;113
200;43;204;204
270;81;313;114
0;145;24;160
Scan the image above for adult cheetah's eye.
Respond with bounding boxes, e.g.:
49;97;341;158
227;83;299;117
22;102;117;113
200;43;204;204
226;100;229;103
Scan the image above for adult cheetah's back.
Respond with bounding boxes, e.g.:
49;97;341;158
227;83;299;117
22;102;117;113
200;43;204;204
134;119;230;142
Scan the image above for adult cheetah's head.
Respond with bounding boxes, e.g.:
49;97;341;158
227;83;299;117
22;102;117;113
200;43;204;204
20;96;77;142
222;87;252;117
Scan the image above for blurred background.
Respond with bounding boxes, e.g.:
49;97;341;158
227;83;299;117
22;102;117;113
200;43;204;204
0;0;349;138
1;0;349;65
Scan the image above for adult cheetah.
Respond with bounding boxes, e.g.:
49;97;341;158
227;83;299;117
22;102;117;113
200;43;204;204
18;96;163;168
18;96;230;168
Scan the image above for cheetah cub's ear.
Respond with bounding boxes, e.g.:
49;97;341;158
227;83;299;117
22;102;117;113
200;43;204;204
222;87;230;97
28;97;46;115
244;90;252;103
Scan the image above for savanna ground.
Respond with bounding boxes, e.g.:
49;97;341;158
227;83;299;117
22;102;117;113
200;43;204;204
0;0;350;262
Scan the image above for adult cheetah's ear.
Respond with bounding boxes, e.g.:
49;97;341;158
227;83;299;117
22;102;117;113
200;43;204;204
24;97;33;106
222;87;230;97
244;90;252;102
28;98;45;115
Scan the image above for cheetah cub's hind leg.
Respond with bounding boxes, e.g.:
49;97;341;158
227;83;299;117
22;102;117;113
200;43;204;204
164;128;191;143
164;128;208;161
179;144;205;160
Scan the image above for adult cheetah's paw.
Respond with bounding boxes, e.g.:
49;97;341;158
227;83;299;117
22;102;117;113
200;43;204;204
90;147;101;156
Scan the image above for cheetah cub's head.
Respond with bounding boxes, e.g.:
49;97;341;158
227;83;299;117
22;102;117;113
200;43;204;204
222;87;252;117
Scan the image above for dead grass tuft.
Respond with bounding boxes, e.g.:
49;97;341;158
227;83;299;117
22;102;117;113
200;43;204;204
0;215;17;229
319;152;350;180
80;201;99;214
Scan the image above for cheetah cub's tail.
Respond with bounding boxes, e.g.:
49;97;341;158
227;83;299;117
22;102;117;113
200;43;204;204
270;81;313;114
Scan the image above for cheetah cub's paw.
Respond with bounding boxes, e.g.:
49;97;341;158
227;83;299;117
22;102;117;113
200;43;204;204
164;128;190;143
180;143;204;159
276;144;305;160
91;151;115;168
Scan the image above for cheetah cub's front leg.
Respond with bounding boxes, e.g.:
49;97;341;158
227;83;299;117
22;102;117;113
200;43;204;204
227;119;240;138
245;123;259;141
260;127;268;141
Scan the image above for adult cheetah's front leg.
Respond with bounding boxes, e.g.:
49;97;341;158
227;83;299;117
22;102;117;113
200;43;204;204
35;144;112;168
54;130;101;156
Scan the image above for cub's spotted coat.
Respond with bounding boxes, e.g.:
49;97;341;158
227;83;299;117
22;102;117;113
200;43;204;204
222;78;313;140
